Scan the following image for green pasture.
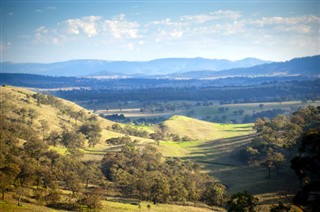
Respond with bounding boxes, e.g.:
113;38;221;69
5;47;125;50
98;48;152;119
93;100;320;124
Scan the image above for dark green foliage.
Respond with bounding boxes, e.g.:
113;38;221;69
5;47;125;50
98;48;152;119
108;123;150;138
244;106;320;178
203;182;228;206
270;202;290;212
106;136;132;145
61;131;85;148
101;144;216;204
291;128;320;211
227;191;258;212
79;118;102;147
78;188;103;210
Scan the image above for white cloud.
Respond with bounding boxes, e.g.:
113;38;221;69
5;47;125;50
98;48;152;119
104;14;140;39
30;11;319;60
64;16;101;37
34;26;64;44
181;10;241;24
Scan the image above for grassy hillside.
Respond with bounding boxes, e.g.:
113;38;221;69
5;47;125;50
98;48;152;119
0;86;154;154
1;86;302;211
160;115;254;141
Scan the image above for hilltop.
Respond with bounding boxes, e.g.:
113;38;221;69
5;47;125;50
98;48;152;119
159;115;253;141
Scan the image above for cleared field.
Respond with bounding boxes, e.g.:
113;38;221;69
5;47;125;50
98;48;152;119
0;195;223;212
94;100;320;124
101;200;222;212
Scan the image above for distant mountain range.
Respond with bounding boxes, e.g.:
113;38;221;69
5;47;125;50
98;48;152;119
169;55;320;79
1;55;318;79
1;57;270;77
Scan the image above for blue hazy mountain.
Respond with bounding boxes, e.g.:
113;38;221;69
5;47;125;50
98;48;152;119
170;55;320;79
1;57;270;77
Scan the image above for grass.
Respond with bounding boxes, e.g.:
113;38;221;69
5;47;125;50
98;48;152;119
101;200;222;212
0;200;58;212
0;194;222;212
91;100;320;124
161;115;254;141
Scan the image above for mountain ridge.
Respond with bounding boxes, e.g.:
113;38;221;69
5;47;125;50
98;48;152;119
169;55;320;79
1;57;270;77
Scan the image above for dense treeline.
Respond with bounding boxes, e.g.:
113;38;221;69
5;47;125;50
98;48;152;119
242;106;320;210
0;73;311;89
101;144;228;205
106;123;191;142
55;80;320;104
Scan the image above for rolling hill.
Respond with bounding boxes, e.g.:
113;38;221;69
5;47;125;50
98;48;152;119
159;115;254;141
0;86;157;155
1;85;305;211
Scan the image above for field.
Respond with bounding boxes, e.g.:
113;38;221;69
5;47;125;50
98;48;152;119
0;194;223;212
91;100;320;124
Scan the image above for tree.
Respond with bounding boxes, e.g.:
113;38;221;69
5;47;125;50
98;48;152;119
150;132;163;145
23;138;49;161
81;161;105;188
79;121;102;148
61;131;85;148
262;148;285;179
227;191;258;212
149;171;170;204
291;128;320;210
78;188;103;210
46;131;61;146
0;163;20;200
204;182;228;206
39;119;49;140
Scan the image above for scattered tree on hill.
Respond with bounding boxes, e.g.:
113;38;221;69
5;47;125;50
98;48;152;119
0;89;109;208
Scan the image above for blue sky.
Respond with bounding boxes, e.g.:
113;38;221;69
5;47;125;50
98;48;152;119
1;1;319;63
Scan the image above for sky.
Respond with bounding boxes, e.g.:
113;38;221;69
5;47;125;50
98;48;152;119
1;0;319;63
